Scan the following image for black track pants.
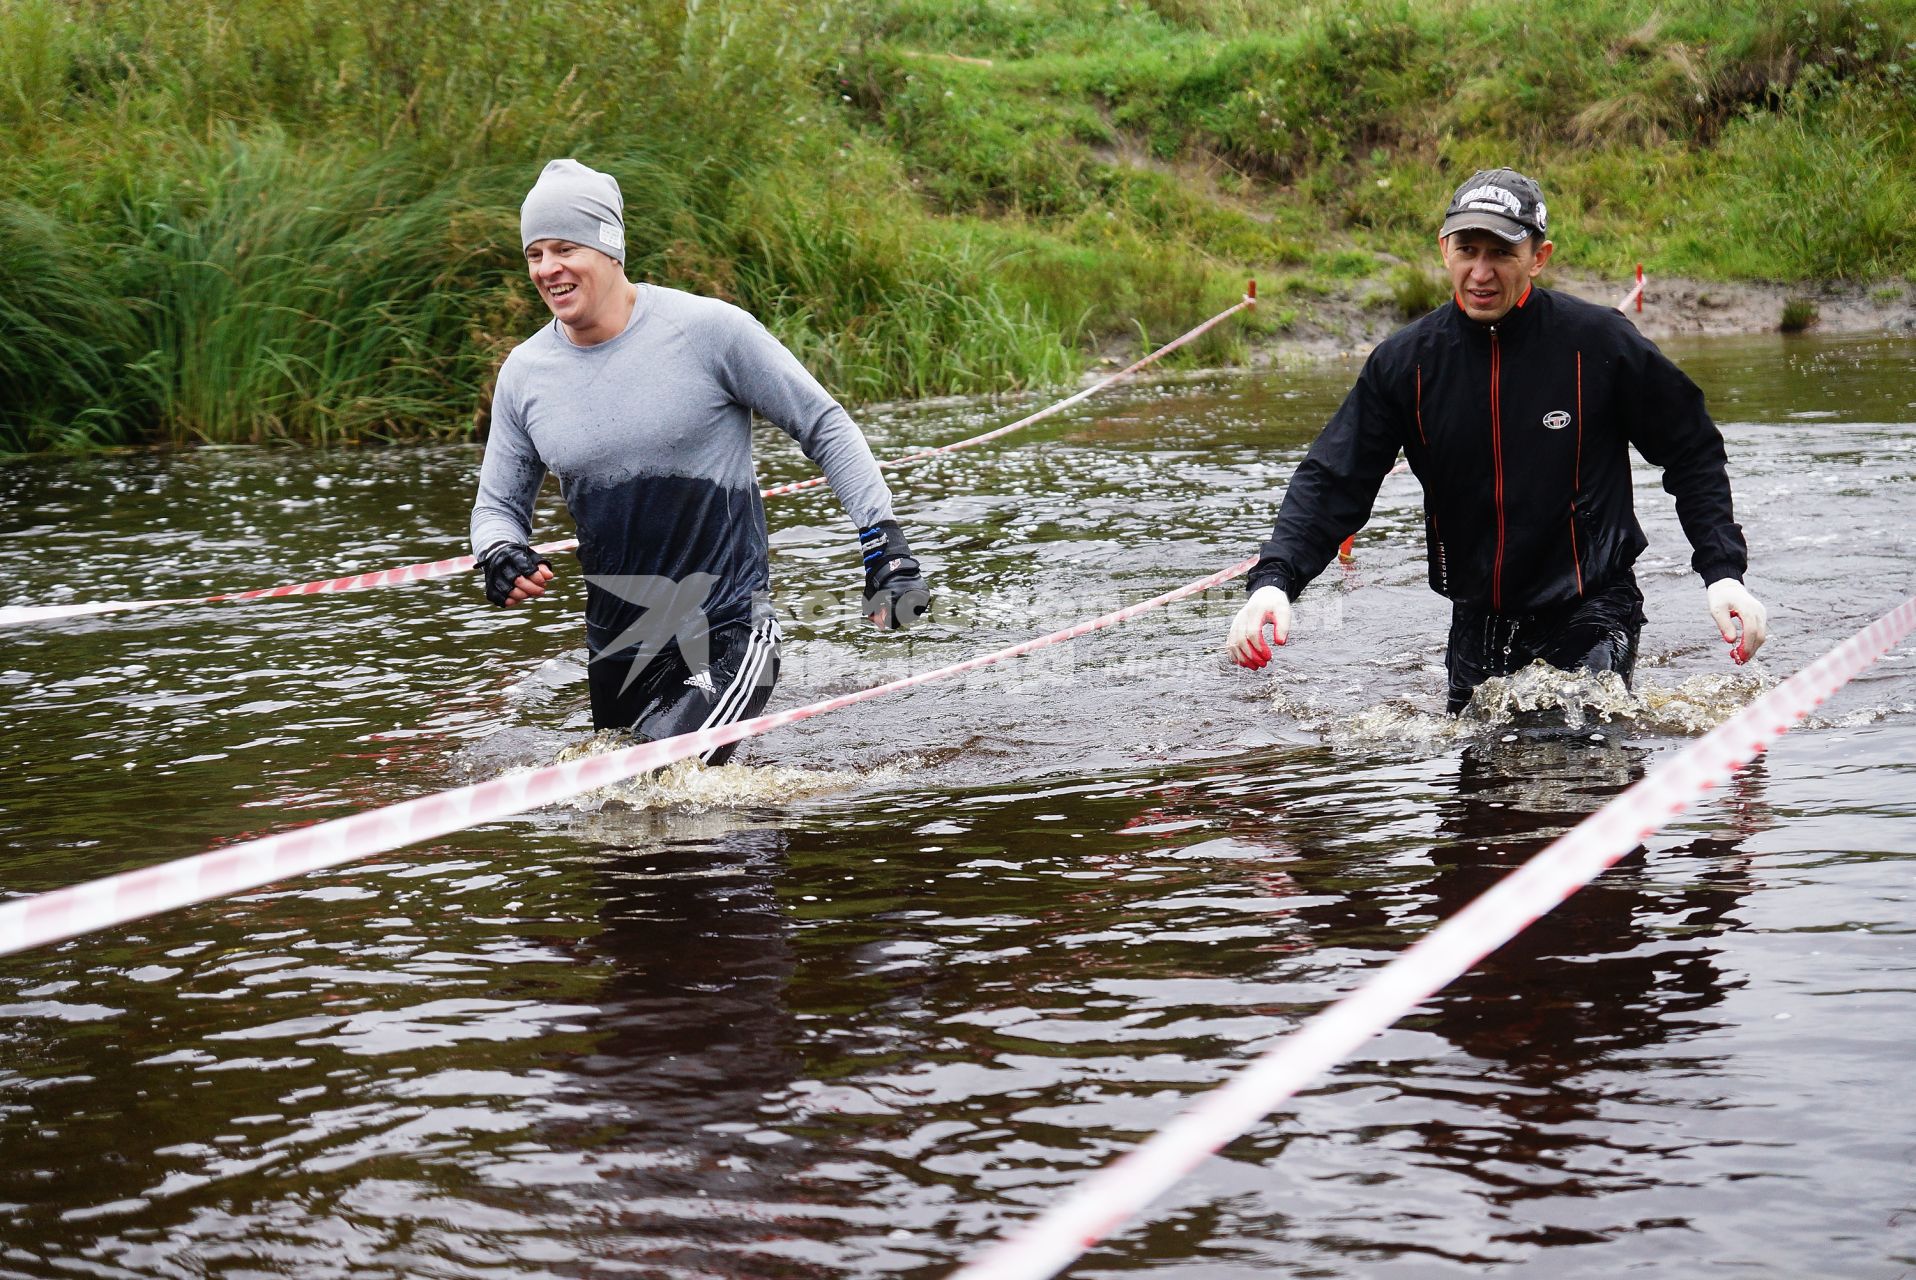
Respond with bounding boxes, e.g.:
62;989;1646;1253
587;612;782;765
1445;576;1646;715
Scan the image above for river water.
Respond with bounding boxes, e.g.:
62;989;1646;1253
1;332;1912;1278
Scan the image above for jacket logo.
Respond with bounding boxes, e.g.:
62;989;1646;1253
1542;410;1572;431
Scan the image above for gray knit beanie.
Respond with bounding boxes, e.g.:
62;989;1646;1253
520;158;626;265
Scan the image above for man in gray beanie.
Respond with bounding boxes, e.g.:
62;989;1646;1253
471;158;932;763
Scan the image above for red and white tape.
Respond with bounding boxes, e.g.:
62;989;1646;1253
948;594;1916;1280
0;291;1255;630
762;288;1257;497
0;538;593;628
0;556;1259;957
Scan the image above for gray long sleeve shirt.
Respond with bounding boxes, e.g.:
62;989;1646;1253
471;284;894;649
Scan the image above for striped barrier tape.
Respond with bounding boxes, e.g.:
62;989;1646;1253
0;556;1259;957
762;286;1258;498
0;539;590;628
0;290;1256;630
948;593;1916;1280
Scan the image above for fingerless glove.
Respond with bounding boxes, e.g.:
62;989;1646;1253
859;520;931;630
478;542;551;607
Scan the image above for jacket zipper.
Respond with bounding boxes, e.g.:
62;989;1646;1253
1568;506;1583;595
1569;350;1584;595
1489;326;1505;611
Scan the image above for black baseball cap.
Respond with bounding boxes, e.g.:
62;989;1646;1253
1439;168;1548;242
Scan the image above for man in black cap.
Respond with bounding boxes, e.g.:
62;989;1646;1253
1225;168;1767;711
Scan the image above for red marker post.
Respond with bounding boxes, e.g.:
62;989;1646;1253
1614;266;1647;315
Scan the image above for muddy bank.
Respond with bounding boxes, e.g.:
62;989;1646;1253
1253;270;1916;364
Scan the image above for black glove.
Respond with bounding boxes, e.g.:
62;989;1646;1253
859;520;931;630
478;541;552;608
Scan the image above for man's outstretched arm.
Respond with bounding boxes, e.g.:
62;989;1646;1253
1228;361;1403;666
719;305;934;630
1621;327;1766;662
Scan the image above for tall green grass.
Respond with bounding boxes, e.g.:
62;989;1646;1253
0;201;147;452
1668;79;1916;278
722;163;1084;399
118;138;519;445
1;0;1910;452
0;134;526;449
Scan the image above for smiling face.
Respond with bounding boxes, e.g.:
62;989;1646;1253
524;238;632;345
1439;229;1554;324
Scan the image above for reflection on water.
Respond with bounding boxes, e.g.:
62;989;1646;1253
0;333;1912;1277
1251;738;1765;1267
550;832;821;1275
1418;745;1751;1147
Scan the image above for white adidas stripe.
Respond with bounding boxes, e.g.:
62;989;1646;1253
694;620;780;760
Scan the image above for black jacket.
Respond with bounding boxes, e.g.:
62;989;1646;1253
1248;286;1747;613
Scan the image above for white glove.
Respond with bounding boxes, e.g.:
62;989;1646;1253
1707;578;1767;664
1228;585;1293;669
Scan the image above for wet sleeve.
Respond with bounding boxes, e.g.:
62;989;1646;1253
713;307;895;530
1248;355;1405;599
1620;327;1748;585
469;361;549;557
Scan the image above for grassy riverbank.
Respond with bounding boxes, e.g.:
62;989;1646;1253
2;0;1911;451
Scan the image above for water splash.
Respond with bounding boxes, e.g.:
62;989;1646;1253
1340;701;1476;751
1464;663;1637;728
1464;661;1777;735
1632;667;1780;734
1271;660;1782;750
552;732;902;812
